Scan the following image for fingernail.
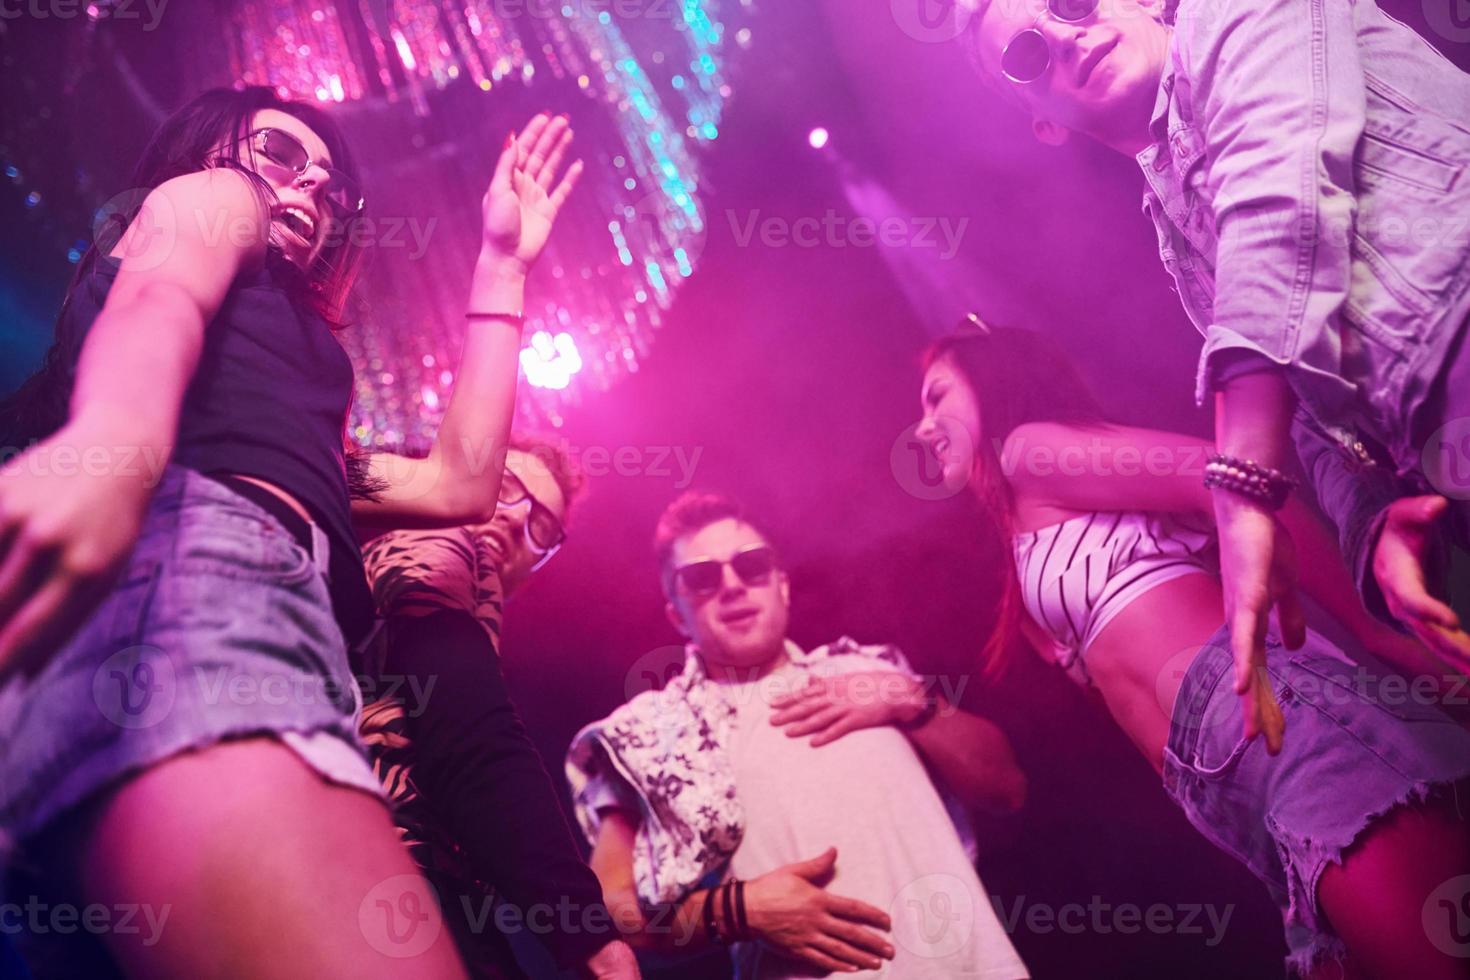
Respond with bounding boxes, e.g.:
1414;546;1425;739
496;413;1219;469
505;131;515;148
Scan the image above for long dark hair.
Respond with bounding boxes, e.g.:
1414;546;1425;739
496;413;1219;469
2;86;384;497
923;319;1110;678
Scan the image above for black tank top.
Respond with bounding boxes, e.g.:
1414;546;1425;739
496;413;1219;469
63;251;377;648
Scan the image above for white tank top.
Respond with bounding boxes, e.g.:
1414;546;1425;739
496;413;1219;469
1012;510;1218;686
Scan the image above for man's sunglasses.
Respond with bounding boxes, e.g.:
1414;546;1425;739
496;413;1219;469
498;470;566;571
247;128;365;217
669;545;780;598
1000;0;1100;85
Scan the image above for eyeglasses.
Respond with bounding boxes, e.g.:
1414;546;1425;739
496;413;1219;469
246;128;365;217
669;545;780;598
999;0;1100;84
498;470;567;571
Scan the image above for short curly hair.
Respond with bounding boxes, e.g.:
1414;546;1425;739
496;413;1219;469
652;490;776;594
508;432;585;519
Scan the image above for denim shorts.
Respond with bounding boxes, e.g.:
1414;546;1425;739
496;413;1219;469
1163;623;1470;975
0;463;384;885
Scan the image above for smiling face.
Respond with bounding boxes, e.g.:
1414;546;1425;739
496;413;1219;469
916;355;983;489
471;449;569;596
665;518;790;672
965;0;1169;153
235;108;338;270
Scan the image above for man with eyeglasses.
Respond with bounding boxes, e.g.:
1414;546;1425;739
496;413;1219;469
355;434;639;979
956;0;1470;748
565;490;1029;979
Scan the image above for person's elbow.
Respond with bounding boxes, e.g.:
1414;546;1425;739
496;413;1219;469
421;451;502;525
994;764;1027;814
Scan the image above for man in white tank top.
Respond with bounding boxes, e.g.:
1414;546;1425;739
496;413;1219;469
566;491;1030;978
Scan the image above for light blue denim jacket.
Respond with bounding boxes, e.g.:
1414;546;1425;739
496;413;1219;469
1139;0;1470;608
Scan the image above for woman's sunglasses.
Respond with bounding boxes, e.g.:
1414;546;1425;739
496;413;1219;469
247;128;365;217
1000;0;1101;84
669;545;780;599
498;470;567;571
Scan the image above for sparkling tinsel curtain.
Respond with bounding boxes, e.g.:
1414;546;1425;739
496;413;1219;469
183;0;754;448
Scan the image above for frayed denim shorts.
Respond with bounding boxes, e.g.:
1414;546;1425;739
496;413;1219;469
1163;624;1470;976
0;464;384;885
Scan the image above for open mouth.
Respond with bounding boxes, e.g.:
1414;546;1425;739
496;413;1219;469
1077;37;1118;88
274;204;318;244
933;436;951;462
482;528;511;559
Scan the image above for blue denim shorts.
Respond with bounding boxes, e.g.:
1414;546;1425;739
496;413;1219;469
1163;624;1470;975
0;464;384;883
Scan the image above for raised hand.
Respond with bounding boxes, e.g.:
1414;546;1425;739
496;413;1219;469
744;847;895;974
481;112;584;271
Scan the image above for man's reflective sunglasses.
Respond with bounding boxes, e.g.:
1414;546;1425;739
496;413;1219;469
246;128;365;217
669;545;780;598
1000;0;1100;84
498;470;566;571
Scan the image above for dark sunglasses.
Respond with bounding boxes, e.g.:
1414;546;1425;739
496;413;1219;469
669;545;780;598
247;128;365;217
1000;0;1100;84
498;470;566;571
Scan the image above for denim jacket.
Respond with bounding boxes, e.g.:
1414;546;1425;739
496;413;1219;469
1140;0;1470;606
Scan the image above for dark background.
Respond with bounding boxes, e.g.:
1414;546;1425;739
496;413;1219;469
3;2;1468;977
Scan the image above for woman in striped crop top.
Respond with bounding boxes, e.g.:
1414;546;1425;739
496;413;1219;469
912;318;1470;978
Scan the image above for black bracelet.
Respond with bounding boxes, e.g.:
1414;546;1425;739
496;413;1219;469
721;881;736;944
700;887;721;945
735;880;750;939
1203;453;1297;511
464;310;525;324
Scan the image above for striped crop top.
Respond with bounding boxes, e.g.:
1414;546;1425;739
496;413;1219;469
1012;510;1218;686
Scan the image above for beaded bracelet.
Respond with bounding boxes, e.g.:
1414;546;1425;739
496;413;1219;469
1203;453;1297;511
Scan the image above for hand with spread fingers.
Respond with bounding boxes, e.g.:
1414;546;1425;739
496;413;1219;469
743;848;896;974
482;112;584;273
769;670;927;747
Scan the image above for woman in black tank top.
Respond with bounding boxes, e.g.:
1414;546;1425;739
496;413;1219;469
0;87;585;978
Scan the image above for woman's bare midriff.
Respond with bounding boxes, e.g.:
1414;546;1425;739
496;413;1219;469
1077;572;1229;775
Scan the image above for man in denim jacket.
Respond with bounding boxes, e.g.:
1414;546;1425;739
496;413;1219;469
958;0;1470;738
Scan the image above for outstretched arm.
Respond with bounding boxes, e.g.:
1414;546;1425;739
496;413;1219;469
352;113;583;529
0;170;265;678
